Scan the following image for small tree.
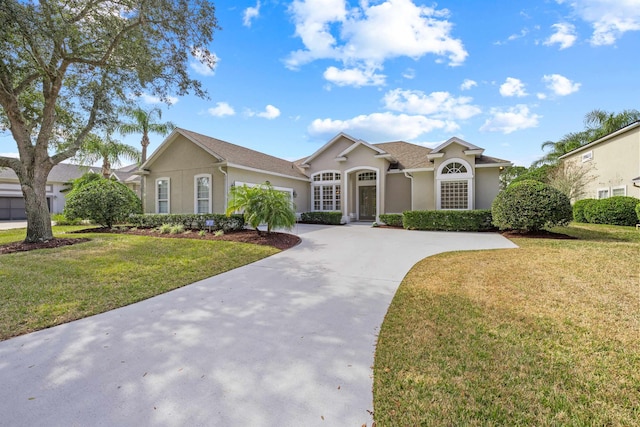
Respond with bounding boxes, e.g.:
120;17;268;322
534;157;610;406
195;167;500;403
547;161;595;202
64;178;142;228
492;180;572;232
226;183;296;235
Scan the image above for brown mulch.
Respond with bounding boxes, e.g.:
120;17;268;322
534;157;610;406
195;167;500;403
0;238;92;255
0;228;301;256
500;230;577;239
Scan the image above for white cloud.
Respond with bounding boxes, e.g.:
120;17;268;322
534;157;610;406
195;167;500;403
562;0;640;45
460;79;477;90
383;89;481;120
286;0;468;78
308;112;458;141
190;48;218;76
537;92;547;100
323;65;386;87
247;105;281;119
543;74;581;96
480;105;541;134
243;1;261;27
140;93;178;105
544;22;577;49
402;68;416;79
508;28;529;41
499;77;528;97
208;102;235;117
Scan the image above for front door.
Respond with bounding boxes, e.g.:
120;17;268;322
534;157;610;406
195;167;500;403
359;186;376;221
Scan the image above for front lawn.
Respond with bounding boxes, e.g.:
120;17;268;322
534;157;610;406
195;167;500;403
374;223;639;426
0;226;278;340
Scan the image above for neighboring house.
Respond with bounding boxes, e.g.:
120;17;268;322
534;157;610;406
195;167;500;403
0;163;140;220
559;121;640;201
140;128;511;222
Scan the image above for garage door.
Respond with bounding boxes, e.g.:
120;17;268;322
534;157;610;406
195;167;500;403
0;197;27;220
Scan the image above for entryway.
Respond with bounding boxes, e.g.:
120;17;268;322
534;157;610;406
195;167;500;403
358;186;376;221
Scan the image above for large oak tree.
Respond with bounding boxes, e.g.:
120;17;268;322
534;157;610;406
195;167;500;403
0;0;218;242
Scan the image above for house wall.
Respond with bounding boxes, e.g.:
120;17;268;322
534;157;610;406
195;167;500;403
143;135;220;213
385;173;411;213
475;168;501;209
411;171;435;210
562;128;640;200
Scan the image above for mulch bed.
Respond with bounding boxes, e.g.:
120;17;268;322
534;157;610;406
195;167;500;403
0;228;301;256
500;230;576;239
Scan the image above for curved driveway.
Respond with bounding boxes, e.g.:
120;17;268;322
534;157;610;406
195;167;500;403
0;224;516;426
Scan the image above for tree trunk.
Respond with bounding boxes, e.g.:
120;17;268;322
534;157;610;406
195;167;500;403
140;133;150;211
22;173;54;243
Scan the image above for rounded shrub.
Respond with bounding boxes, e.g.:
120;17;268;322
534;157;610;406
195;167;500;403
491;179;572;232
583;196;640;226
64;178;142;228
636;202;640;222
572;198;597;223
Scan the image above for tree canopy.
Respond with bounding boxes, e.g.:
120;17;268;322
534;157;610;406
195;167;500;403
0;0;218;242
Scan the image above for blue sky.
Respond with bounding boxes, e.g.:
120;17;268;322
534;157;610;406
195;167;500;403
2;0;640;167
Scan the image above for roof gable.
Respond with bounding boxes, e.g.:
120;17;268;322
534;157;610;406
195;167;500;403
559;121;640;159
143;128;309;181
431;137;484;155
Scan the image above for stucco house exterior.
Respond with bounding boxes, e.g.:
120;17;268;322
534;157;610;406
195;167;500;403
559;121;640;201
140;128;511;223
0;163;140;220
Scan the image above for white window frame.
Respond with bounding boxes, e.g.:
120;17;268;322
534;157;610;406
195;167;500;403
156;177;170;214
597;188;609;199
581;151;593;162
194;174;212;214
311;171;341;212
436;158;473;210
611;186;627;197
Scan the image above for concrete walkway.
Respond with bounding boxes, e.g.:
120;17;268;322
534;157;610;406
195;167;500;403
0;224;517;427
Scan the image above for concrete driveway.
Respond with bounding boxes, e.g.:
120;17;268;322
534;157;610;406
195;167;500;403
0;224;517;426
0;220;28;230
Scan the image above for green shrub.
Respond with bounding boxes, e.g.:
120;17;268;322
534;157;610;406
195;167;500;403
402;210;495;231
64;178;142;228
169;224;185;234
379;214;403;227
491;180;572;232
583;196;640;226
300;211;343;225
158;223;172;234
572;199;597;223
226;183;297;235
636;203;640;222
198;230;207;237
51;213;83;226
128;213;245;231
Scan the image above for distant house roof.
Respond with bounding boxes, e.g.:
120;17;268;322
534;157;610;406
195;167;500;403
559;121;640;159
145;128;309;181
0;162;139;184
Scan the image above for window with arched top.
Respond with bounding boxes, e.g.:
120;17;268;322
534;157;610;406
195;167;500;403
442;162;467;174
311;171;341;211
436;159;473;210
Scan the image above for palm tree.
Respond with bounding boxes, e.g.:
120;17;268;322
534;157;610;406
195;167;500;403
76;132;141;178
119;107;176;164
226;183;296;235
119;107;175;201
534;109;640;167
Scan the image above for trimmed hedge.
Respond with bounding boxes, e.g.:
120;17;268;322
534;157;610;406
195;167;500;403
636;202;640;222
300;211;343;225
491;180;572;232
379;213;403;227
573;198;597;223
583;196;640;226
402;210;495;232
128;213;245;231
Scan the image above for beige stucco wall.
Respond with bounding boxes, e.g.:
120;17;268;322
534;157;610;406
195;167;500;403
474;168;501;209
143;135;221;213
562;127;640;200
411;171;435;210
385;173;412;213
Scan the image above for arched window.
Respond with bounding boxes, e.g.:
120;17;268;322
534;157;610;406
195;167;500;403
311;171;341;211
436;159;473;210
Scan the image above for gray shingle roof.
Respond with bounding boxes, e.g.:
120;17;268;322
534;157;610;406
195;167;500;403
178;129;309;180
0;162;140;183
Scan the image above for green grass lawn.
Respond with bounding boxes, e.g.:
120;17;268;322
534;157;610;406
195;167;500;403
0;226;278;340
374;223;640;426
